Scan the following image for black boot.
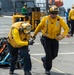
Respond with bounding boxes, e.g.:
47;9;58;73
9;70;14;74
45;70;51;75
41;57;46;69
25;71;32;75
71;34;73;37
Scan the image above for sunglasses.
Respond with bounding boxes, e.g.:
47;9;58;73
50;12;58;15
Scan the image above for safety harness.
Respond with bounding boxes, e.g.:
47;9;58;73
45;17;60;36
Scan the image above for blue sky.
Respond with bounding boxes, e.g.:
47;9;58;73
35;0;74;11
63;0;74;10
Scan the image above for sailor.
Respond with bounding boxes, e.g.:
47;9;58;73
32;5;69;75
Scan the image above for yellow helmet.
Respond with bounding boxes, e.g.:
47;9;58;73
21;22;32;34
72;4;74;8
49;5;59;14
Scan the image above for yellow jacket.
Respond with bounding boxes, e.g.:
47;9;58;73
68;9;74;20
33;15;69;39
7;22;30;48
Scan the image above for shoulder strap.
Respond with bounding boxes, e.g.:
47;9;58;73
56;18;60;26
45;17;49;33
45;18;60;33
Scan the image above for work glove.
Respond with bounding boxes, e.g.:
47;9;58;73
28;39;34;45
31;35;36;40
55;34;64;41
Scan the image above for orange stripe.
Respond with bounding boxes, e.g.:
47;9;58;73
0;44;6;53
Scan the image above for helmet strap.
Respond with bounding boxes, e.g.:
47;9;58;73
19;26;24;33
